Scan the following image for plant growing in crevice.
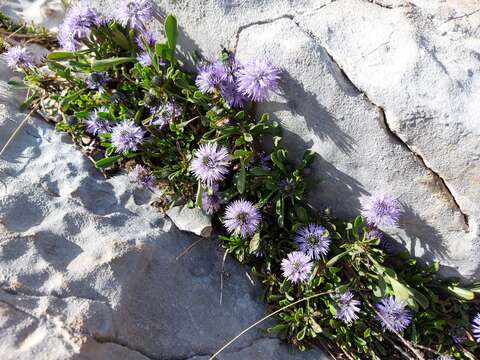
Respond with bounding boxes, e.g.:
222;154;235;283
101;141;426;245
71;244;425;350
1;2;480;359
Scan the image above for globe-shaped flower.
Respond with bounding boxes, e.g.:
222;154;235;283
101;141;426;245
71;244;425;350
295;224;331;260
4;46;35;69
361;194;402;227
151;101;182;128
190;143;230;186
116;0;154;30
202;184;221;215
331;289;361;324
281;251;312;283
86;72;111;91
220;81;247;108
375;296;412;333
128;164;155;189
111;121;145;153
58;2;102;51
472;313;480;343
223;199;261;237
195;62;224;94
236;59;280;102
85;109;112;136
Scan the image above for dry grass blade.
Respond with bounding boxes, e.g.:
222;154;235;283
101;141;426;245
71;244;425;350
209;291;332;360
0;107;37;158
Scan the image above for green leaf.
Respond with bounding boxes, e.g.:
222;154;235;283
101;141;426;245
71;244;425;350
95;155;121;168
447;285;475;300
91;57;135;71
47;51;77;60
325;251;349;267
111;30;130;50
249;233;261;254
195;179;203;208
243;132;253;142
237;159;246;194
164;15;178;52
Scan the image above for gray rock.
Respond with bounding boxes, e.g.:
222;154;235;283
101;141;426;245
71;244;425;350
0;58;324;359
83;0;479;279
166;205;213;237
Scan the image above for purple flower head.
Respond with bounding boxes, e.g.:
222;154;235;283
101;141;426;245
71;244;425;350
85;108;112;136
450;327;467;345
258;151;271;170
281;251;313;283
237;59;280;102
220;81;247;108
375;296;412;333
128;164;155;189
111;120;145;153
195;62;224;94
472;313;480;343
58;2;102;51
331;289;361;324
86;71;111;91
295;224;331;260
361;194;402;227
223;199;261;237
116;0;154;30
190;143;230;186
3;46;35;69
135;31;156;50
220;55;243;83
202;184;221;215
278;178;296;198
151;101;182;128
137;52;152;66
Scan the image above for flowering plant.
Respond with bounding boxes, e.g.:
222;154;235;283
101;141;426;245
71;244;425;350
2;3;480;359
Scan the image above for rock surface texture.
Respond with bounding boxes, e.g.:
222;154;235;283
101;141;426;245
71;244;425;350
107;0;478;279
0;63;324;359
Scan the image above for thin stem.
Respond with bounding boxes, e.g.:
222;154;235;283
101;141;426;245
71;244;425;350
209;291;332;360
0;106;38;158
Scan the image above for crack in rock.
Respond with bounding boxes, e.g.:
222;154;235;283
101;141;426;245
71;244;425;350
363;0;411;10
233;15;294;53
92;336;159;360
378;109;470;231
235;15;470;233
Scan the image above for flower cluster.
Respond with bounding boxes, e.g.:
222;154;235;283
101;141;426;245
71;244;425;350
281;251;313;283
128;164;156;189
3;46;36;69
58;2;102;51
223;199;261;237
85;108;112;136
331;289;361;324
361;194;401;227
196;56;280;107
375;296;412;333
111;121;145;153
190;143;230;186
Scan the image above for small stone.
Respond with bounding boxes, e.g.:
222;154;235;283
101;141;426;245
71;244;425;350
166;205;212;237
81;136;92;145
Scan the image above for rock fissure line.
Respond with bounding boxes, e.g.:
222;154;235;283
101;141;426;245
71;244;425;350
295;20;470;232
363;0;410;10
378;108;470;231
235;15;470;232
1;284;109;305
92;336;160;360
233;14;294;53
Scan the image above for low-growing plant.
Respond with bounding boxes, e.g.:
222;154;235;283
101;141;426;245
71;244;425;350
1;2;480;359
